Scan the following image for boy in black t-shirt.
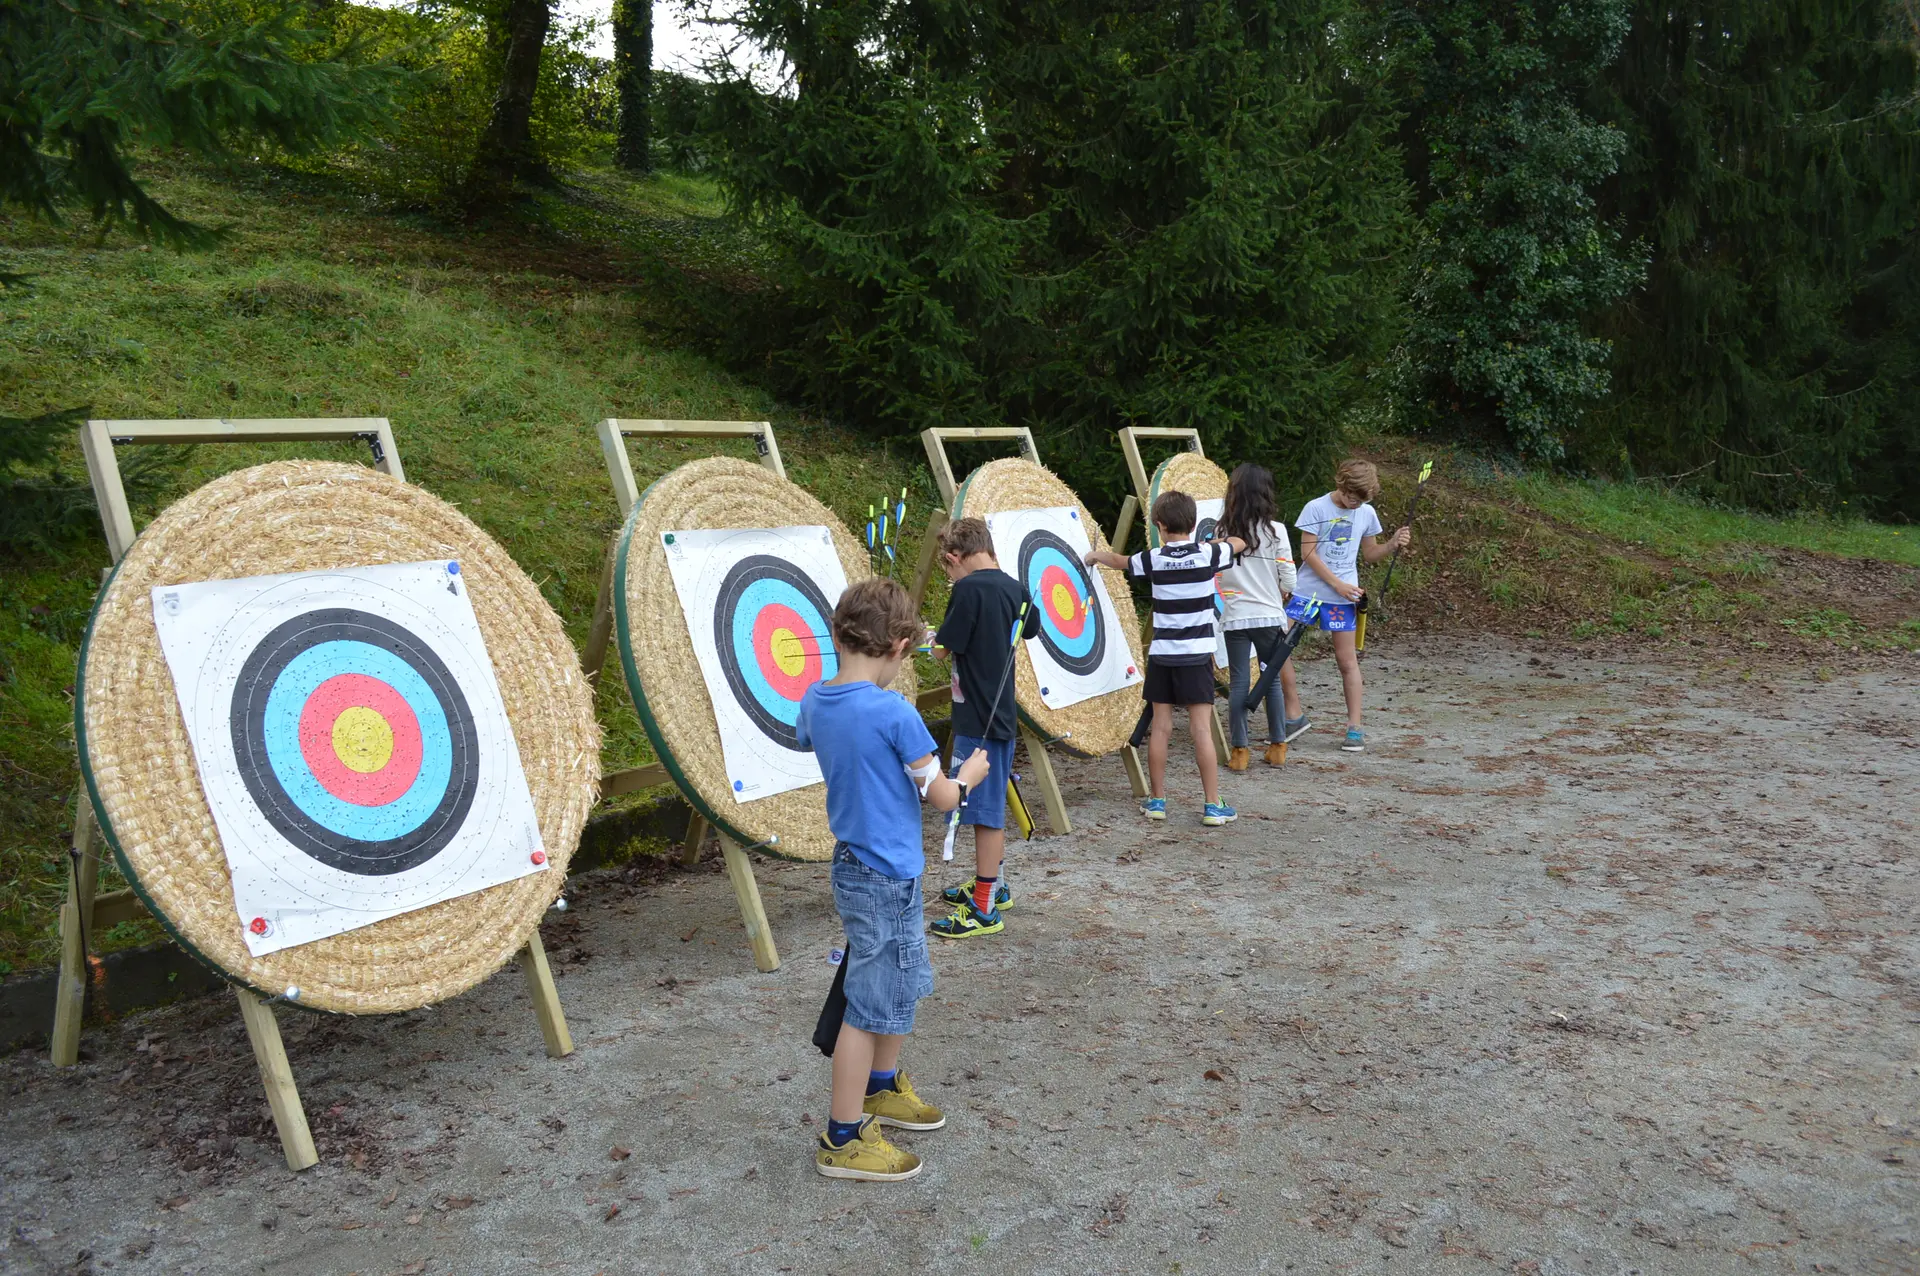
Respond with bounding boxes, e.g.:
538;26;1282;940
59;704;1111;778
927;517;1040;939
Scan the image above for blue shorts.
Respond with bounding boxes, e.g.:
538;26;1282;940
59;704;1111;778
949;733;1015;829
831;843;934;1035
1286;595;1357;632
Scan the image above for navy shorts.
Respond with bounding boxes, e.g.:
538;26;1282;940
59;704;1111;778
1287;595;1358;632
949;733;1015;829
831;843;934;1035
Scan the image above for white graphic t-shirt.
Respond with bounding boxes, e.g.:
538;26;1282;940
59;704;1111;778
1292;494;1382;603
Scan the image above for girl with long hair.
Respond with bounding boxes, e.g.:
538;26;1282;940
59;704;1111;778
1216;463;1308;768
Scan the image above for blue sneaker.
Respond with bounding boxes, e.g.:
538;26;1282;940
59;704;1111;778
1202;802;1237;827
1140;796;1167;821
1342;727;1365;752
1283;714;1311;743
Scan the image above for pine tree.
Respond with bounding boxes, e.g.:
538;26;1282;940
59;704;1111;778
612;0;652;171
1389;0;1644;459
709;0;1410;505
1586;0;1920;514
0;0;397;244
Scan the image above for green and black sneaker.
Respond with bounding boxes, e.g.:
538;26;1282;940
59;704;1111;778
939;877;1014;912
930;900;1005;940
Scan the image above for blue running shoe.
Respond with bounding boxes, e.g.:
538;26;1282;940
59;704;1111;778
1342;727;1365;752
1140;797;1167;821
1202;802;1237;826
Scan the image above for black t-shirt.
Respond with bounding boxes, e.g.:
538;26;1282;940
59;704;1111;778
936;567;1039;740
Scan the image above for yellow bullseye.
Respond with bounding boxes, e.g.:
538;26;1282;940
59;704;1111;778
332;706;395;774
769;627;808;677
1050;581;1076;620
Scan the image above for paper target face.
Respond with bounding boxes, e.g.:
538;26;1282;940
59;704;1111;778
985;506;1141;710
150;562;546;956
662;526;849;802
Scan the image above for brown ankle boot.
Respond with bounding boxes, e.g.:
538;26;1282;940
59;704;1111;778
1227;746;1251;772
1264;742;1288;767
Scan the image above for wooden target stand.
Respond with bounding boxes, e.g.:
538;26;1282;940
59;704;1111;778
576;419;788;973
48;417;575;1172
912;427;1150;826
1115;427;1233;763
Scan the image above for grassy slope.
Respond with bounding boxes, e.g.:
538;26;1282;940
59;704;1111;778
3;158;1915;974
0;159;939;972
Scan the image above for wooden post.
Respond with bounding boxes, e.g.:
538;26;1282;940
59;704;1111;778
907;508;950;613
1121;745;1149;799
518;931;574;1058
234;989;319;1172
49;802;102;1068
680;812;709;867
1019;724;1073;836
579;534;620;683
718;835;780;972
919;426;1040;511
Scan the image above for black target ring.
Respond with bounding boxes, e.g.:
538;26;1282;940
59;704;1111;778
712;554;839;753
230;609;480;876
1018;528;1107;676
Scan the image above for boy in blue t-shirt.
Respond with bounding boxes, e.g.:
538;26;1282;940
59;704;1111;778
796;577;990;1183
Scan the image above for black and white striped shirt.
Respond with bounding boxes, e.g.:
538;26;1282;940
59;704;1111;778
1127;540;1237;665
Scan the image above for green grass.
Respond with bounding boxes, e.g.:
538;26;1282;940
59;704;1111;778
0;156;934;972
1505;474;1919;568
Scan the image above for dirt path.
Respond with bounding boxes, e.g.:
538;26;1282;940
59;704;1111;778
4;638;1915;1275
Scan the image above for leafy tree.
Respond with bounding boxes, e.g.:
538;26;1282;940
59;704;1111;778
0;0;396;245
467;0;553;197
709;0;1410;506
1389;0;1644;460
1585;0;1920;515
613;0;652;170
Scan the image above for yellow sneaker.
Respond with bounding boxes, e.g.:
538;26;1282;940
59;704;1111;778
815;1116;923;1182
1227;746;1251;772
862;1069;947;1131
1264;742;1288;767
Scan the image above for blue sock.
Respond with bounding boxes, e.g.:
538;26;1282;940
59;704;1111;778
826;1117;865;1147
866;1068;898;1096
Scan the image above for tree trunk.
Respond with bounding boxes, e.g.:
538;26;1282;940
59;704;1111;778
613;0;651;172
468;0;551;200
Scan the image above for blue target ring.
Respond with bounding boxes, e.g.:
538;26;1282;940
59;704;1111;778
1018;529;1106;675
714;555;839;751
259;641;454;843
231;609;479;876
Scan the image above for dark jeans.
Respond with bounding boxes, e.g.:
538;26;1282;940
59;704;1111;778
1225;627;1287;749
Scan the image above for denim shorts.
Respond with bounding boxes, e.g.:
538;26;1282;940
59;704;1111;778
949;733;1015;829
831;843;934;1035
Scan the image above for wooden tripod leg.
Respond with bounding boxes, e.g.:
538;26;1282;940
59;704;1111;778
519;931;574;1058
579;534;619;683
717;835;780;972
1019;725;1073;835
234;990;319;1172
1209;705;1231;765
50;799;102;1068
680;811;709;867
1121;744;1149;799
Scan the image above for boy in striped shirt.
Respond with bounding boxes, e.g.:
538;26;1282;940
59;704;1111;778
1084;491;1247;826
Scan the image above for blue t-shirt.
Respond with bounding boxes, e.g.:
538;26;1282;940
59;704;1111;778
796;679;938;880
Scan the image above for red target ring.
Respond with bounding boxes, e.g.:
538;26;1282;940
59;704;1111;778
296;672;425;807
750;601;822;702
1038;564;1087;640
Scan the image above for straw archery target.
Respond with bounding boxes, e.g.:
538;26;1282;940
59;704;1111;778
150;561;547;956
662;526;848;802
986;506;1141;710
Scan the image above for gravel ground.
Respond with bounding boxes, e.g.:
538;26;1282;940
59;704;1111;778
3;637;1915;1276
